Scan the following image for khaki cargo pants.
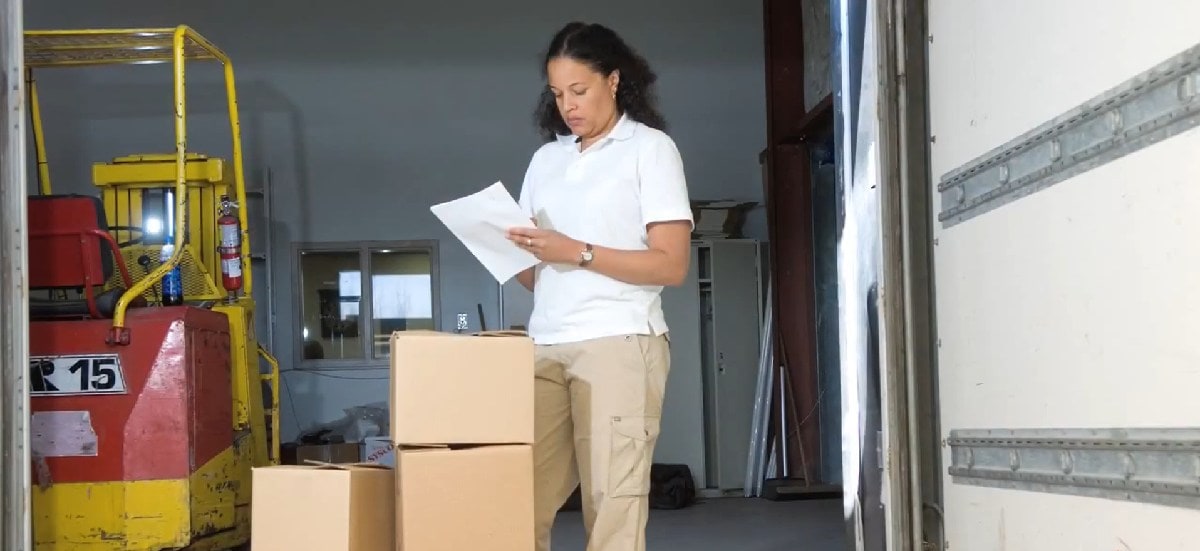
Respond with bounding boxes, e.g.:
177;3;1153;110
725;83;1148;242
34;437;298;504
533;333;670;551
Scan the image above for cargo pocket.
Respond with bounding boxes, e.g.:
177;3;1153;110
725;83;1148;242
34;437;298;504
608;415;661;498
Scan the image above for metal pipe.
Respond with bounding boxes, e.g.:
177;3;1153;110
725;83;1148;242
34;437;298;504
265;168;276;350
223;58;252;296
172;25;254;297
756;344;775;496
111;26;192;340
1;0;32;547
171;24;256;298
873;0;917;543
258;345;282;464
26;69;51;195
744;280;774;497
893;1;928;547
779;363;790;478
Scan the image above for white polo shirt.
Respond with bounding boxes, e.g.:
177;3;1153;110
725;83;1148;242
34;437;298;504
517;114;693;345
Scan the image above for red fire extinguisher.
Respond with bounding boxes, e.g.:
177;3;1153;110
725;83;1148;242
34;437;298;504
217;195;243;297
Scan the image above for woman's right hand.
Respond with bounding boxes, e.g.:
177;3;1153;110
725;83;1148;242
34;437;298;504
513;217;539;292
505;217;539;249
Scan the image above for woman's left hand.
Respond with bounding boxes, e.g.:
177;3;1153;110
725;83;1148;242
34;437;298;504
506;226;584;265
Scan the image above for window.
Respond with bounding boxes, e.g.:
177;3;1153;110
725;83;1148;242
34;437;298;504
295;241;439;366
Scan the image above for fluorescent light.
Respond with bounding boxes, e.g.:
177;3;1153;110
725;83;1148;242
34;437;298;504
145;217;163;235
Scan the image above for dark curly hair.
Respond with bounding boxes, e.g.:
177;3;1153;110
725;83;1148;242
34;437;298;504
535;22;667;141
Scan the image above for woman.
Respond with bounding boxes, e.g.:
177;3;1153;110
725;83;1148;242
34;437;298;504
506;21;693;551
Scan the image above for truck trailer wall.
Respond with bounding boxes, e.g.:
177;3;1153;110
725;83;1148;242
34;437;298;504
833;0;890;548
928;1;1200;549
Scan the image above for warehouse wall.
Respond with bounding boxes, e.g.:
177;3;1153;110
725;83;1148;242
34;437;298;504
25;0;767;442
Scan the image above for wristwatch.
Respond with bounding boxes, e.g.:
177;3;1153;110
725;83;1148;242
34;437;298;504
578;243;594;267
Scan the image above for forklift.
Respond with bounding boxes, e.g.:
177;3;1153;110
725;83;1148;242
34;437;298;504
24;26;280;550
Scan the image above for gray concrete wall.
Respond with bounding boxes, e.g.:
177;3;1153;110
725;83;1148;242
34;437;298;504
25;0;767;443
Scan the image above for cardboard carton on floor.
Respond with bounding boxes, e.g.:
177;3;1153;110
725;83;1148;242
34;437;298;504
390;331;534;445
396;444;534;550
282;442;361;465
251;463;393;551
362;436;395;467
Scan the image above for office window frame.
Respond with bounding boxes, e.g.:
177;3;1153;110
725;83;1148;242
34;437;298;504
292;240;440;369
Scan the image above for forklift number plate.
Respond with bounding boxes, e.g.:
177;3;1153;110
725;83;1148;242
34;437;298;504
29;354;128;396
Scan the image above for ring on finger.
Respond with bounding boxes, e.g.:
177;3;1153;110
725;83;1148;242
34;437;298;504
526;238;533;246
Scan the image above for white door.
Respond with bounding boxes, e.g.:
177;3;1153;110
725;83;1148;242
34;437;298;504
928;1;1200;548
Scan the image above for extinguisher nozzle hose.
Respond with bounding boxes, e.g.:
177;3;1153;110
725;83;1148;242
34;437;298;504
137;254;161;303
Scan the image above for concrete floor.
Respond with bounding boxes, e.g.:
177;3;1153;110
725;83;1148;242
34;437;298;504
550;496;844;550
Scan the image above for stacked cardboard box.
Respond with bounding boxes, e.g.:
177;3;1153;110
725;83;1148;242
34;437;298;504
282;442;362;465
250;462;394;551
247;330;534;550
388;330;535;550
362;436;395;467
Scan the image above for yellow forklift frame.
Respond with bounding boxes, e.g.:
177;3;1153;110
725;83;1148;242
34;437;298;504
25;24;280;459
24;26;255;328
24;28;282;549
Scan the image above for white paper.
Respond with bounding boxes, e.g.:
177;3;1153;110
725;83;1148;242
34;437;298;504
430;181;539;283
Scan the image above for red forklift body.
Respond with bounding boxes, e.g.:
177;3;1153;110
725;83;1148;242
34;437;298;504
28;307;238;547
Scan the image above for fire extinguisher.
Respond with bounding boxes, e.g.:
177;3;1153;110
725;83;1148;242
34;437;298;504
217;195;243;298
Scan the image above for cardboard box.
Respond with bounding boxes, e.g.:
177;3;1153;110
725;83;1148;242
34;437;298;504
362;436;395;467
282;442;362;465
251;463;393;551
390;331;534;445
395;444;534;550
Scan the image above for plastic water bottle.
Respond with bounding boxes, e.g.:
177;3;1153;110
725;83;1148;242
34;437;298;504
161;243;184;306
161;189;184;306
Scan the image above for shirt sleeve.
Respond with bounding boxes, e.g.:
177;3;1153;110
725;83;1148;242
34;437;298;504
638;133;694;229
